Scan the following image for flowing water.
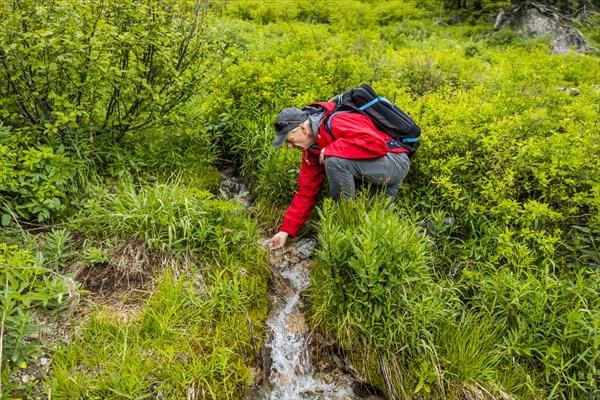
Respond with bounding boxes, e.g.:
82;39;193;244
266;259;354;400
250;240;361;400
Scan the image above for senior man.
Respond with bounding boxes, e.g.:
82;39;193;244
268;101;411;250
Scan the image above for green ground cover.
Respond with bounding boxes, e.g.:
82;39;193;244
1;0;599;398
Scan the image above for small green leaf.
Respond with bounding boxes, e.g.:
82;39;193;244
1;214;10;226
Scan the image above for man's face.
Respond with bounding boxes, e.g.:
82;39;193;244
285;123;315;151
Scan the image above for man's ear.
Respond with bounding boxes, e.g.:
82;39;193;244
301;122;311;136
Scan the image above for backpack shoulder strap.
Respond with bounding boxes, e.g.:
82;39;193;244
324;99;362;141
324;110;351;141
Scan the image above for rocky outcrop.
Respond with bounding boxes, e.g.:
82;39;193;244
489;1;593;54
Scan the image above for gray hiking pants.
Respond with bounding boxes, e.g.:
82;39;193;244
324;152;410;202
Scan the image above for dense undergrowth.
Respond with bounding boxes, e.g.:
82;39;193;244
1;0;599;398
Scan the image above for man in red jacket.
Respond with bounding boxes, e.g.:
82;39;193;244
268;102;410;250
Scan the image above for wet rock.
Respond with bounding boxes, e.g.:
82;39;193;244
219;171;254;209
219;169;247;197
274;260;290;272
286;313;309;334
293;238;318;260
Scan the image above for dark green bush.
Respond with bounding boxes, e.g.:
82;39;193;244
0;124;82;222
485;29;532;48
0;0;222;147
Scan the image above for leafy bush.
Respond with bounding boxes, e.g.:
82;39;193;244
484;29;532;48
380;21;433;49
0;126;81;222
0;0;223;147
462;267;600;397
0;243;75;395
310;196;456;396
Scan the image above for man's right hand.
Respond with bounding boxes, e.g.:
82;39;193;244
268;231;289;250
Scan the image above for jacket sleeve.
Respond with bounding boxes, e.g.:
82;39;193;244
322;112;389;159
280;151;326;236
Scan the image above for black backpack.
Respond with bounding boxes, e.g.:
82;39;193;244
324;84;421;156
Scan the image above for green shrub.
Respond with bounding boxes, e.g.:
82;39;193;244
0;0;222;147
0;243;76;396
461;267;600;397
0;130;81;222
485;29;532;48
380;21;433;49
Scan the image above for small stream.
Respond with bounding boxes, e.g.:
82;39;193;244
247;239;379;400
265;256;354;400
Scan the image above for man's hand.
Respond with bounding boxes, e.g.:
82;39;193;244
319;147;326;164
268;231;289;250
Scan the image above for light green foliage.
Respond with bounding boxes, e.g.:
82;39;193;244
0;243;75;393
212;0;430;26
408;46;600;271
50;268;267;399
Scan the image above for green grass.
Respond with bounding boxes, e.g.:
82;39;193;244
75;178;258;261
49;268;267;399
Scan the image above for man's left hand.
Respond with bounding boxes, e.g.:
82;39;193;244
319;148;326;164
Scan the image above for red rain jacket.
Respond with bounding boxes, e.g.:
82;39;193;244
279;102;409;236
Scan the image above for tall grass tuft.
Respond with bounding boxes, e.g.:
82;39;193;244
309;194;456;396
80;179;258;260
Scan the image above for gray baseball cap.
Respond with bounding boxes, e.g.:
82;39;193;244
272;108;308;148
